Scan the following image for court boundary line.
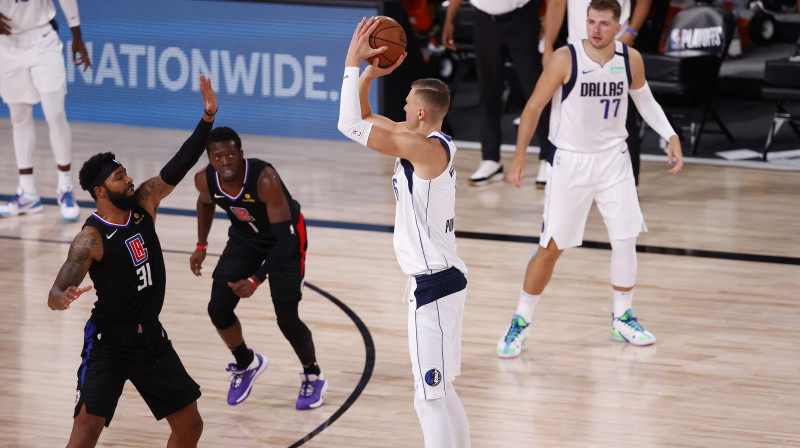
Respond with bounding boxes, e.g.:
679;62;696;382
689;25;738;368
2;195;796;266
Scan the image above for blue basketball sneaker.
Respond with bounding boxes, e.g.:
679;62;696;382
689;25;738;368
225;350;268;405
0;186;42;218
296;373;327;410
612;309;656;346
497;314;530;358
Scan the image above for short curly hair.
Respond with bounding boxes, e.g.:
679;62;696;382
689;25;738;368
207;126;242;153
79;152;117;199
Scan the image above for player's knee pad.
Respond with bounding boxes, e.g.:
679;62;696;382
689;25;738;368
273;300;311;343
610;237;637;288
207;279;239;329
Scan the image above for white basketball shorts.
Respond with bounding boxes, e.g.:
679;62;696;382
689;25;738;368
0;24;67;105
540;144;647;249
407;267;466;401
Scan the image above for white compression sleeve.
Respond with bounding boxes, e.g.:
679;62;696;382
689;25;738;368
40;90;72;167
629;82;677;142
57;0;81;27
8;103;36;170
337;67;373;146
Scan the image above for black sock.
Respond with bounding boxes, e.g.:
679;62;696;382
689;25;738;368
303;362;321;376
231;343;254;370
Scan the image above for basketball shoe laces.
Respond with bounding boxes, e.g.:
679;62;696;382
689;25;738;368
620;313;645;332
300;377;316;397
504;318;526;343
227;366;245;388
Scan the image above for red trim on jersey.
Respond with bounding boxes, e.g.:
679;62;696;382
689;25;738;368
297;213;307;277
214;159;249;201
91;211;132;227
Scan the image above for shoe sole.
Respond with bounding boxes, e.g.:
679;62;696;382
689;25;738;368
468;172;504;186
229;356;269;405
611;329;656;346
297;380;328;410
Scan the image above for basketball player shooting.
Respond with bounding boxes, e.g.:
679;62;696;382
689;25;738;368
496;0;683;360
338;17;471;448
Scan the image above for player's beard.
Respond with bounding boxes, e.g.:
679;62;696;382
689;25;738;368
105;185;138;211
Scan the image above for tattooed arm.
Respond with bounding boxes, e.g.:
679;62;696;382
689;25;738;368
48;227;103;311
136;75;217;220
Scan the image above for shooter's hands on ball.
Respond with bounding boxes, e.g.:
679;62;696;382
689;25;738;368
345;17;387;67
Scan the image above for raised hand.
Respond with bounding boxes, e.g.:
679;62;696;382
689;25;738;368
199;74;218;115
345;17;386;67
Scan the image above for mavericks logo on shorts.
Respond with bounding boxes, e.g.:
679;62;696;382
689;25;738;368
425;368;442;386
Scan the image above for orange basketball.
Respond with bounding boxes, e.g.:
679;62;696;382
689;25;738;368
367;17;407;68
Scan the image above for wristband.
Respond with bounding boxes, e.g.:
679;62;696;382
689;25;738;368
196;242;208;251
246;277;259;290
544;45;554;52
626;28;638;36
204;108;217;116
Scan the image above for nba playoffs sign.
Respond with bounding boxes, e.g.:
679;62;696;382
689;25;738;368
1;0;378;140
664;6;734;57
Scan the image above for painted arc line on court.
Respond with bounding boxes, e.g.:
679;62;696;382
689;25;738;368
0;234;375;448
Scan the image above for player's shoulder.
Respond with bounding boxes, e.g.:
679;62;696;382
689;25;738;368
72;225;103;257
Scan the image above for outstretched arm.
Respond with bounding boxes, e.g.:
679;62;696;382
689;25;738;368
508;48;570;187
137;75;217;218
48;227;102;310
227;167;296;298
190;170;215;276
627;49;683;174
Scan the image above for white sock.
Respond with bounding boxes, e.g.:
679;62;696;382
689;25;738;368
515;290;540;323
444;384;470;448
58;170;72;188
613;289;633;318
414;397;454;448
19;174;36;195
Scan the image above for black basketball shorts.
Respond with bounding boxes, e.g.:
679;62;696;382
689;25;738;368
213;218;307;304
73;319;201;426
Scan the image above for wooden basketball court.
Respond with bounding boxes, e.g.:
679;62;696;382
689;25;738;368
1;118;799;447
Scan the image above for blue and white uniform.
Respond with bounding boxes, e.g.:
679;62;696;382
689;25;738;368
543;41;647;249
392;131;468;400
0;0;80;104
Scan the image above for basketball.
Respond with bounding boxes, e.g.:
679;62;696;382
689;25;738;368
367;16;407;68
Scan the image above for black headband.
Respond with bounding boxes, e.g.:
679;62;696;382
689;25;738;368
86;160;123;191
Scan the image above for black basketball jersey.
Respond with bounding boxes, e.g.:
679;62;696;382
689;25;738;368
83;206;166;324
205;158;301;243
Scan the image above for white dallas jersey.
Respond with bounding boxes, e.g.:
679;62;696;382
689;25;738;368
567;0;631;43
392;131;467;276
0;0;80;35
549;41;632;153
